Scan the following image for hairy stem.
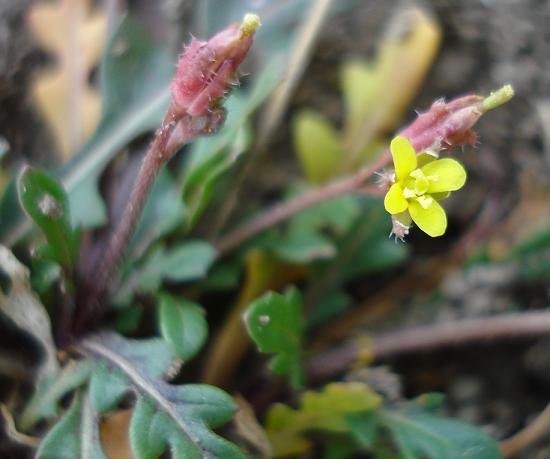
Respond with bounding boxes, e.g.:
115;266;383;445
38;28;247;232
215;150;391;255
306;310;550;383
75;111;178;332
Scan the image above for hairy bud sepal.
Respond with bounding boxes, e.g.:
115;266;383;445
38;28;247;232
171;14;260;118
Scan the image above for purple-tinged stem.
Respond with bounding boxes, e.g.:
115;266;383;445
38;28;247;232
215;87;513;256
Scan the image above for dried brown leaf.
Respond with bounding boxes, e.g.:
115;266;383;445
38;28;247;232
28;0;107;159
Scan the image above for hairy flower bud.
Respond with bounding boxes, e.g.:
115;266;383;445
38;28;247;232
171;13;260;118
399;95;484;153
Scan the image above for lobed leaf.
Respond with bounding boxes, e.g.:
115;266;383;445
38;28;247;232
158;293;208;361
265;382;381;457
37;394;107;459
19;360;92;431
244;287;305;387
81;333;245;459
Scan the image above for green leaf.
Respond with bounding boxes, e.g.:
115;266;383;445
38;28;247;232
1;16;173;243
261;193;362;265
158;293;208;361
115;240;217;304
19;360;92;431
288;194;361;236
81;333;245;459
267;230;336;264
37;394;107;459
293;110;342;184
62;17;173;228
182;61;281;229
89;362;129;413
244;287;305;387
265;382;381;457
377;408;502;459
307;290;351;330
17;167;78;269
346;411;379;447
334;198;409;281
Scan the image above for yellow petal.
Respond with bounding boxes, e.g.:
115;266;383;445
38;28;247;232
384;183;408;215
390;136;417;182
417;151;437;168
421;158;466;193
409;199;447;237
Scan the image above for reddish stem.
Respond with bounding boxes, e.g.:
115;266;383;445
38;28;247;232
74;110;179;333
306;310;550;383
215;150;392;255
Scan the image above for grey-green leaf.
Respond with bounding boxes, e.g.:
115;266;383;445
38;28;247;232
89;362;129;413
82;333;246;459
61;16;173;228
19;360;92;431
37;394;107;459
158;293;208;361
116;241;217;304
244;287;304;387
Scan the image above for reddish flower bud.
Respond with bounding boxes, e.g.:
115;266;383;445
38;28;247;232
399;95;484;153
171;14;260;118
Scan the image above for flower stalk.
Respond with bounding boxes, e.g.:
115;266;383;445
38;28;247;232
217;86;513;253
77;14;260;331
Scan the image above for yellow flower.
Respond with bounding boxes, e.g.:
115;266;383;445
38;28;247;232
384;136;467;237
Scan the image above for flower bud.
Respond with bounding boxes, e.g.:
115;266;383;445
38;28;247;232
399;95;484;153
171;14;260;118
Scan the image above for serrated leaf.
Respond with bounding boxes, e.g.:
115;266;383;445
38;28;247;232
202;250;304;385
115;241;217;304
265;382;381;457
376;408;502;459
81;333;245;459
293;110;342;184
158;293;208;361
17;167;78;269
37;393;107;459
0;245;59;382
244;287;304;387
19;360;92;431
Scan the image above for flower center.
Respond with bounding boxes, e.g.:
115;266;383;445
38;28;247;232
402;168;433;199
